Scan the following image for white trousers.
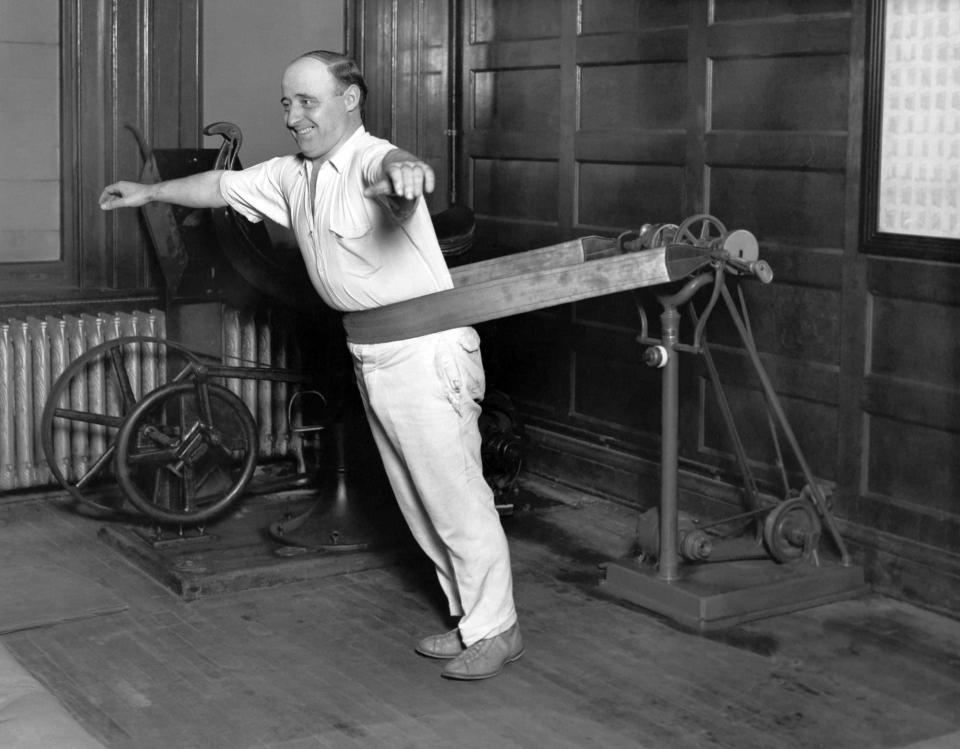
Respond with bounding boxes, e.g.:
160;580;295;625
347;326;517;646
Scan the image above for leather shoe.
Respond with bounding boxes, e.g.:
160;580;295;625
441;623;524;680
415;629;464;659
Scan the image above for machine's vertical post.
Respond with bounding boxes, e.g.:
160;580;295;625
658;305;681;581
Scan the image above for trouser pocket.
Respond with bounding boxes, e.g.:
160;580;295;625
436;327;486;416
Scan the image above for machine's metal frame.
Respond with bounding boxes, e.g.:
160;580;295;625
599;216;865;629
40;336;320;525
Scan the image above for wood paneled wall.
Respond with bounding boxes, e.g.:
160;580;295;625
460;0;855;486
350;0;954;612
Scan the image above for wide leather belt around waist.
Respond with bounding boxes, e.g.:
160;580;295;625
342;237;711;345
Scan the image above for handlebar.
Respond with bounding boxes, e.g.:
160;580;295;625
724;257;774;284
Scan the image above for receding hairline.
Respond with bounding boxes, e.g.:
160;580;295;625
291;50;352;67
282;50;367;105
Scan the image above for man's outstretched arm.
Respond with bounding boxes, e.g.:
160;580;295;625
363;148;436;224
99;170;228;211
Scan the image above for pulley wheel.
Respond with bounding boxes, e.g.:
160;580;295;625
675;214;728;248
763;496;821;564
114;380;258;524
40;336;204;516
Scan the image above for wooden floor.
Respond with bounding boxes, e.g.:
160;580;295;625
1;479;959;749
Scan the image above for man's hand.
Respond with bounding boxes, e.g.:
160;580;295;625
364;154;435;201
98;182;154;211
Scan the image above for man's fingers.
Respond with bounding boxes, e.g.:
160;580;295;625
366;162;435;200
98;190;122;210
363;179;394;198
98;182;135;210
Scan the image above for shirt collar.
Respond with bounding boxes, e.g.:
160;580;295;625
300;125;366;177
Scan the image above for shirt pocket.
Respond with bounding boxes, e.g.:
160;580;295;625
328;217;382;277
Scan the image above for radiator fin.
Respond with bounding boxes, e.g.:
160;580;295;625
0;307;300;493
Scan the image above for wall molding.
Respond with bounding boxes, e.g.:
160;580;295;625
523;423;960;617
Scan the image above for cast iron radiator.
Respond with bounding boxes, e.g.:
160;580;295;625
0;307;298;492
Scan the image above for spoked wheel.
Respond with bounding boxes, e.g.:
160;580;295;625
114;381;258;524
675;214;728;248
40;336;204;515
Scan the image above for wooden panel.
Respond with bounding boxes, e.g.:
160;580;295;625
705;346;839;406
464;38;561;70
857;248;960;551
753;245;843;288
110;0;149;290
580;62;687;130
865;414;960;516
576;30;688;64
571;328;660;435
358;1;451;211
710;167;846;248
866;256;960;307
862;257;960;433
472;0;562;42
713;0;851;20
869;297;960;388
706;283;842;365
708;17;852;57
852;492;960;557
864;376;960;437
576;131;685;164
480;315;569;420
578;163;684;229
474;68;562;132
701;380;839;482
465;130;558;160
473;219;564;254
472;158;559;221
706;132;847;171
580;0;689;34
712;56;849;131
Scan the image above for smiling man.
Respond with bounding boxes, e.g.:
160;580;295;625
99;50;523;681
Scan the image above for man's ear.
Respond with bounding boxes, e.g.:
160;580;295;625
343;84;361;113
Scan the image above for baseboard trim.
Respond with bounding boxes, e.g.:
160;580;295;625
522;424;960;619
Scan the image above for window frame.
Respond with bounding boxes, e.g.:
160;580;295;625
860;0;960;262
0;0;202;307
0;2;78;296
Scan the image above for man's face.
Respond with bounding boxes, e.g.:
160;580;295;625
281;58;354;161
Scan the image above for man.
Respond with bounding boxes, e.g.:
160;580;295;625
99;50;522;681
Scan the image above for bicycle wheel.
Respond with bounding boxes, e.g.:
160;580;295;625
114;380;258;524
40;336;203;515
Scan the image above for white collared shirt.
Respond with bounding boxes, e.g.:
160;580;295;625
219;127;453;312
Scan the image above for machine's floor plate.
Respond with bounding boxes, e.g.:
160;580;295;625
98;486;413;601
600;556;867;631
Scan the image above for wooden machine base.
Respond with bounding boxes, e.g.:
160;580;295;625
97;492;412;601
599;557;867;632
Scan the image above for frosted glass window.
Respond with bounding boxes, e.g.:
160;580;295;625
0;0;61;263
877;1;960;239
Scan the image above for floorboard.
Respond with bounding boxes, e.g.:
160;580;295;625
0;482;958;749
